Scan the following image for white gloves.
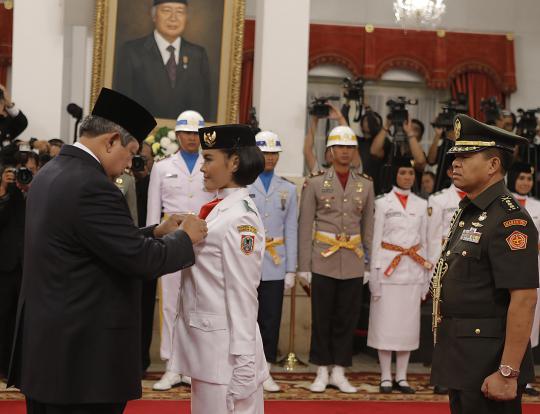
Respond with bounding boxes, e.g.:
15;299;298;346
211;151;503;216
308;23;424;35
368;271;382;301
421;281;431;301
284;272;296;290
226;354;257;413
297;271;312;284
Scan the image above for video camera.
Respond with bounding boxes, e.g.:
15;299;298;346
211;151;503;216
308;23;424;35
432;93;469;130
386;97;418;142
480;97;501;125
343;77;364;102
309;96;340;118
131;155;146;173
516;108;540;141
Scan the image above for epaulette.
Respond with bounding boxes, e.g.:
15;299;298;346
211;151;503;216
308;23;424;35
243;200;258;215
309;170;325;178
155;154;172;162
279;176;296;185
375;194;386;200
360;172;373;181
500;195;520;213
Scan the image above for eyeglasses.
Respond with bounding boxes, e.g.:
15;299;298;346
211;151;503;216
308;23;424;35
158;7;186;19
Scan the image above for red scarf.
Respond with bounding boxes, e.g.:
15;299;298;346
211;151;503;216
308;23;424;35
198;198;223;219
395;192;408;209
457;190;466;200
517;198;527;207
336;170;349;189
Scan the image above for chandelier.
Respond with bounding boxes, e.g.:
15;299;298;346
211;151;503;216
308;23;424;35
394;0;446;28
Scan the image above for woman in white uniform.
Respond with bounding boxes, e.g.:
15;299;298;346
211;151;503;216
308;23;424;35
367;157;432;394
507;161;540;396
169;124;269;413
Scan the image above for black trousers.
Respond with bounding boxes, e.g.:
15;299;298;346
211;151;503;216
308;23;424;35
140;279;157;374
309;273;363;367
449;389;523;414
26;399;126;414
257;279;284;363
0;266;22;378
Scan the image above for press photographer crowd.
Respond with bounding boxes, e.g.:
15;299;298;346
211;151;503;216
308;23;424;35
2;75;540;412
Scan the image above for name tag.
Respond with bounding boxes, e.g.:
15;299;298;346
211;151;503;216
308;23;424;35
460;228;482;244
165;173;178;178
385;211;403;219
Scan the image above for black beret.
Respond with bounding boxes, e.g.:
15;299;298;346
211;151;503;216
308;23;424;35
154;0;187;6
91;88;156;143
199;124;256;150
448;114;528;155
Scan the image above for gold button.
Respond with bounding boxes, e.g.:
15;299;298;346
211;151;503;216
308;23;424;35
265;198;269;202
475;328;481;335
265;213;269;217
344;198;348;202
446;251;451;256
459;221;465;227
462;251;467;256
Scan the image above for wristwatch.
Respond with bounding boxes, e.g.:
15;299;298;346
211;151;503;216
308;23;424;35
498;364;520;378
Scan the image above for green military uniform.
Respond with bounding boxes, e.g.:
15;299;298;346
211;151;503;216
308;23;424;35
430;115;539;414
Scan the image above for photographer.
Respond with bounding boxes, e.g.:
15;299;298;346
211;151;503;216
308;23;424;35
0;147;38;378
303;102;361;174
0;84;28;144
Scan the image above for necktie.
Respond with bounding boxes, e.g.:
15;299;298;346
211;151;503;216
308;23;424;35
198;198;223;220
395;192;409;209
457;190;466;200
166;45;177;88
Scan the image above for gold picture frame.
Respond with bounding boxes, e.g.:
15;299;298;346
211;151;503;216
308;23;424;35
91;0;245;127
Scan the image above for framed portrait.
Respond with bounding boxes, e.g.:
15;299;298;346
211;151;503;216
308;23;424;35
91;0;245;126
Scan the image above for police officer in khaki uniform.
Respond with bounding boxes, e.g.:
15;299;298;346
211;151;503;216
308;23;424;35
431;115;539;414
298;125;375;393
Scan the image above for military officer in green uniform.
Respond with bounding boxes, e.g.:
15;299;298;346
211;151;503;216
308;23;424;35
431;114;539;414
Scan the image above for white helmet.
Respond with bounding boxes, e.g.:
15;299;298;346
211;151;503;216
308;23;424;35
326;125;358;147
255;131;282;153
175;110;205;132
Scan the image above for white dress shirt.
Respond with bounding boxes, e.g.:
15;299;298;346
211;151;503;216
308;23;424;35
73;142;100;164
154;30;181;65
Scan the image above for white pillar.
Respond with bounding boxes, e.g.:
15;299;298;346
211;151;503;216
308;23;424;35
11;0;66;140
253;0;310;178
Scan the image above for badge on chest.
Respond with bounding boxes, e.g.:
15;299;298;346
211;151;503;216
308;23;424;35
460;227;482;244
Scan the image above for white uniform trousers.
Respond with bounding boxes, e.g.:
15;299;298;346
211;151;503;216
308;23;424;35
191;380;264;414
159;270;181;362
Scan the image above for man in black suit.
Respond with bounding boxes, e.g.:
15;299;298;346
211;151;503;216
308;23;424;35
8;88;208;414
114;0;211;120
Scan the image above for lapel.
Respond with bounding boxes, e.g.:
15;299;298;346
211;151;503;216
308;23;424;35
206;188;248;222
391;189;407;213
252;177;266;196
266;175;279;197
327;167;344;198
172;152;188;176
143;34;171;92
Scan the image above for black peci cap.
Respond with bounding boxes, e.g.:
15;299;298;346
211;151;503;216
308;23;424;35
199;124;256;150
154;0;187;5
448;114;528;155
91;88;156;143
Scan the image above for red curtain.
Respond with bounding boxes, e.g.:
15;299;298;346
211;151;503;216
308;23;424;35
239;52;254;124
0;7;13;86
451;72;505;121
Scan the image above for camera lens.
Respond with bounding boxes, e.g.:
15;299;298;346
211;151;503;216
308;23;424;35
16;167;33;185
132;155;146;172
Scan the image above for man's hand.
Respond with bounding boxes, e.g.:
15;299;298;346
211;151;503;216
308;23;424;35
481;372;518;401
284;272;296;290
153;213;186;238
403;119;417;138
179;214;208;244
297;272;312;285
0;168;15;197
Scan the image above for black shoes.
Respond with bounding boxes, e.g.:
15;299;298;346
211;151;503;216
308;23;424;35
433;384;449;395
525;386;540;396
379;379;393;394
393;379;416;394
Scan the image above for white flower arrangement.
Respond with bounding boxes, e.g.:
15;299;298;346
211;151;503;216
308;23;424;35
145;127;179;159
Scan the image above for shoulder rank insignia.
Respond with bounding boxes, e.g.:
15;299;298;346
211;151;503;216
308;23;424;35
506;230;528;250
155;154;172;162
361;172;373;181
501;195;520;213
279;176;296;185
237;224;257;234
243;200;257;215
309;170;325;178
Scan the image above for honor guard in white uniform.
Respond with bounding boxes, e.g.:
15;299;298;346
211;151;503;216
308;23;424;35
298;126;375;393
146;110;213;390
170;124;268;414
507;162;540;396
427;163;467;266
368;157;432;394
247;131;298;392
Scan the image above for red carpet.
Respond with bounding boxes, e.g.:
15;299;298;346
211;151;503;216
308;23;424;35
2;400;540;413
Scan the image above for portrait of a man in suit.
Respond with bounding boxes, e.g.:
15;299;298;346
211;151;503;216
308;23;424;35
114;0;211;120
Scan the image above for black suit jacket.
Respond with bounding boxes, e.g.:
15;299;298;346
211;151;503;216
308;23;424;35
114;34;211;120
0;185;25;273
8;145;195;404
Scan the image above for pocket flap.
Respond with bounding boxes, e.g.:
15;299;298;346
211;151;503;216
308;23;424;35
455;318;505;338
189;312;228;332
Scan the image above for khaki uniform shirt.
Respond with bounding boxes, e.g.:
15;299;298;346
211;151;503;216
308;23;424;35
298;167;374;279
